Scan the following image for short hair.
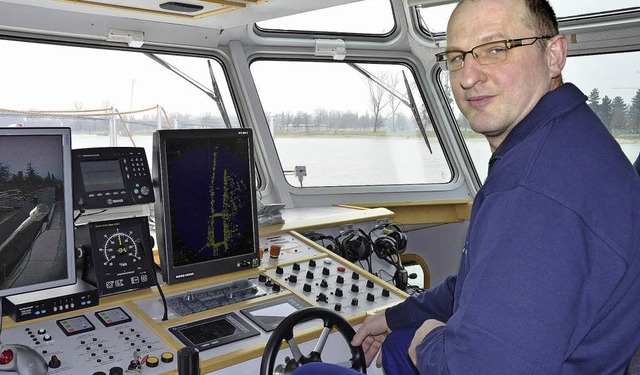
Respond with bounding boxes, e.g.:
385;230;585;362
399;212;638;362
523;0;559;37
456;0;559;36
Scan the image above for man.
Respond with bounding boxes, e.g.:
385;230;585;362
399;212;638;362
292;0;640;374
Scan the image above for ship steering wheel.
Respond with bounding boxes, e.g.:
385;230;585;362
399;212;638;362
260;307;367;375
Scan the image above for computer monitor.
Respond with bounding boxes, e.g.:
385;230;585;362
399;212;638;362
153;128;260;284
0;127;76;298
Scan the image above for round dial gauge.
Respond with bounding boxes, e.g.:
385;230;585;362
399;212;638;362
102;230;140;266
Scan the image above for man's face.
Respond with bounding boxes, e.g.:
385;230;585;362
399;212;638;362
447;0;555;150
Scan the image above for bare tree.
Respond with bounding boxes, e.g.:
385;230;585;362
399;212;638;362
367;79;389;132
386;73;402;132
313;107;328;132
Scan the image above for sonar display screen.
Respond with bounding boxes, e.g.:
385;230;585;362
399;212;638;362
165;136;255;267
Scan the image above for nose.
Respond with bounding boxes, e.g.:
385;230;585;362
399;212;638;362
457;54;486;89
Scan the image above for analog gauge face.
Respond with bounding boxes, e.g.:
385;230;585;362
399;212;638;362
102;230;140;267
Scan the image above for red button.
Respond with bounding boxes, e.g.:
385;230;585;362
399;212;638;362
337;266;346;272
0;350;14;365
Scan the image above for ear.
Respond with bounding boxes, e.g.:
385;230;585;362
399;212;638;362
546;34;568;79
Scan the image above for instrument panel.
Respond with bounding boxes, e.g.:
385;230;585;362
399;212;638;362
1;233;406;374
1;306;175;375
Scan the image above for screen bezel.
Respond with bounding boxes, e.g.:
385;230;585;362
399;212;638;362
0;127;76;298
153;128;260;284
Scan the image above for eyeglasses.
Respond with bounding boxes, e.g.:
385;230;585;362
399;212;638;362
435;36;553;72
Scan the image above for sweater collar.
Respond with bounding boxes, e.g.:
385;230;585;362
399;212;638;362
488;83;587;173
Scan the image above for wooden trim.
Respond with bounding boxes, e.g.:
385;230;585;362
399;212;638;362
401;253;431;289
60;0;245;20
351;200;472;225
259;207;395;237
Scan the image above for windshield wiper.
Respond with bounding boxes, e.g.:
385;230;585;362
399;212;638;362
145;53;232;128
347;63;432;153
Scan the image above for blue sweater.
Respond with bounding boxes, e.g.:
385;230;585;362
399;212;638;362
386;83;640;374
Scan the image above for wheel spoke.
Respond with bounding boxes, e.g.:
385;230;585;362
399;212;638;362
312;326;332;354
288;337;304;361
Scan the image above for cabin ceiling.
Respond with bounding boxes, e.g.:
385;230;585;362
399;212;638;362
0;0;363;30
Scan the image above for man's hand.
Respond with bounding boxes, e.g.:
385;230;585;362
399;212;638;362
351;311;390;368
408;319;445;366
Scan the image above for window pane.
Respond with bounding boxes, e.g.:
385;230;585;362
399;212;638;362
438;50;640;183
0;39;239;161
257;0;395;35
252;60;452;187
564;52;640;163
417;1;640;36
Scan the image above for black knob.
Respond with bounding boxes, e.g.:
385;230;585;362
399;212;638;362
308;259;316;267
320;280;328;288
335;288;343;297
306;271;314;280
334;303;342;312
382;288;390;297
272;284;281;292
93;372;107;375
351;284;359;293
109;367;124;375
128;360;139;371
258;274;267;283
367;293;375;302
366;280;375;288
177;346;200;375
351;298;359;307
317;293;328;303
352;272;360;280
303;283;312;293
336;275;344;284
288;274;298;283
276;266;284;275
293;263;301;271
48;355;61;369
322;267;330;276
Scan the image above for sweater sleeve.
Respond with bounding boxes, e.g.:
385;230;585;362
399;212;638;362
385;275;457;330
413;187;626;374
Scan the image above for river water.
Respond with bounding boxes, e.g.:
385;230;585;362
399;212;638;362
72;134;640;185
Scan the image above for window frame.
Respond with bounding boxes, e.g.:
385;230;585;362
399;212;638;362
253;0;399;42
246;52;466;197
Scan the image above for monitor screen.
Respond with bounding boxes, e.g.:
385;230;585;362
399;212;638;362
0;127;76;298
79;160;126;192
153;128;260;284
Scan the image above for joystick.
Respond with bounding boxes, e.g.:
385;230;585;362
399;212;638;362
0;344;48;375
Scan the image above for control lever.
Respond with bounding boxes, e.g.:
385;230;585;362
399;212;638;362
177;346;200;375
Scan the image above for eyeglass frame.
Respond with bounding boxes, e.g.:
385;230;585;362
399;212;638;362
435;36;554;72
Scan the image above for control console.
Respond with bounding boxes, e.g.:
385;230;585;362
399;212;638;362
0;306;175;375
263;255;405;316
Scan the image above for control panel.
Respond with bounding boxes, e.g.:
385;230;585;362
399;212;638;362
260;234;323;265
263;255;405;316
72;147;154;210
0;232;406;374
0;306;175;375
75;217;156;297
